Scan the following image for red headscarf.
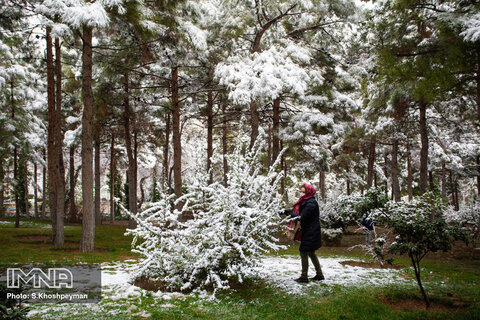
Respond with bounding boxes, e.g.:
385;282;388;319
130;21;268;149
292;184;316;214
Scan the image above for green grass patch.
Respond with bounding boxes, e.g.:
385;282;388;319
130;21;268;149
0;218;137;265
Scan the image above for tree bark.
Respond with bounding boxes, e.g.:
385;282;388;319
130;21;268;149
123;73;138;228
206;91;214;184
319;171;326;203
454;176;459;211
441;160;447;202
267;124;272;166
42;149;46;219
346;178;351;195
222;100;229;186
477;155;480;199
419;102;429;195
171;66;183;211
249;101;259;149
80;26;95;253
367;138;376;189
94;138;101;225
391;139;401;202
12;78;19;228
163;113;170;191
272;98;280;164
0;160;4;219
54;37;65;246
110;135;115;223
46;28;56;237
34;162;38;219
69;146;76;222
406;141;413;201
25;161;29;218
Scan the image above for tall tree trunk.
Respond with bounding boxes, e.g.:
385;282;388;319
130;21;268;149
249;101;259;149
280;140;286;196
163;113;170;191
69;146;76;222
123;73;137;228
110;135;115;223
42;149;46;219
429;171;434;192
367;138;376;189
25;161;29;218
346;178;351;195
391;139;401;202
419;102;429;195
441;160;447;202
34;162;38;219
319;171;326;203
94;138;101;225
222;100;228;186
46;28;56;237
171;66;183;211
54;37;65;246
80;26;95;253
454;177;459;211
272;98;280;164
12;78;19;228
267;124;272;166
206;91;214;184
476;155;480;199
0;160;4;219
407;141;413;201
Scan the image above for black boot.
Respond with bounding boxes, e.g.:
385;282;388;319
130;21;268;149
310;274;325;281
294;276;309;283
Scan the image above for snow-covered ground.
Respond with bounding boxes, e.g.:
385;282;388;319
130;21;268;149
27;255;413;319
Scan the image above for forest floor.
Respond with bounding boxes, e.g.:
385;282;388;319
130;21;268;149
0;218;479;319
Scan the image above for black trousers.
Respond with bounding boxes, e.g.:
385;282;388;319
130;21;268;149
300;251;323;278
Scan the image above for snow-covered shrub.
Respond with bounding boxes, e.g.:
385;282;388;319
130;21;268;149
123;136;285;293
321;227;343;246
372;192;466;308
320;187;387;230
445;201;480;246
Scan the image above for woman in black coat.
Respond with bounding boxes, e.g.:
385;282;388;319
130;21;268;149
291;183;324;283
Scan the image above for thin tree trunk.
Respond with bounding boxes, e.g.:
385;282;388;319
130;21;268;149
346;178;351;195
206;91;213;184
280;140;286;196
222;100;228;186
477;156;480;199
429;171;434;192
391;139;401;202
249;101;259;149
171;66;183;211
0;160;4;219
12;78;19;228
110;135;115;223
42;149;46;219
419;102;429;195
25;161;29;218
367;138;376;189
80;26;95;253
272;98;280;164
34;162;38;219
69;146;76;222
163;113;170;191
267;124;272;166
54;37;64;246
94;138;101;225
454;177;459;211
123;73;137;228
441;160;447;202
407;141;413;201
410;253;430;309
